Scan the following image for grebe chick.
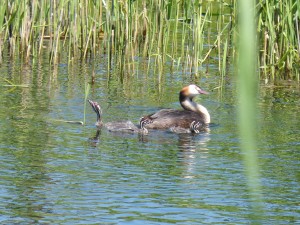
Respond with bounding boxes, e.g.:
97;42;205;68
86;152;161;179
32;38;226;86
88;100;148;134
140;84;210;132
170;121;208;134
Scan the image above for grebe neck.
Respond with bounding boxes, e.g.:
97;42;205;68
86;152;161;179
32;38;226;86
180;94;211;124
95;107;104;127
96;117;103;127
196;104;210;124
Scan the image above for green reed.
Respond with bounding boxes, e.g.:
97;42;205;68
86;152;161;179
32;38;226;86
0;1;226;75
237;0;264;221
83;82;91;125
257;0;300;81
0;0;298;80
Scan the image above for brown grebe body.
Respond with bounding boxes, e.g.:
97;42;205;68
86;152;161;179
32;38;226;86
141;84;210;132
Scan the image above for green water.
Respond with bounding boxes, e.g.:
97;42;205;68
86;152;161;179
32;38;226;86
0;0;299;223
0;50;299;224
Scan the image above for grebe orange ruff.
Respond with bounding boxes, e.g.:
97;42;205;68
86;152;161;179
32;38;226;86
140;84;210;133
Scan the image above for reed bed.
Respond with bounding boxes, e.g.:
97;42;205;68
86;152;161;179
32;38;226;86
257;0;300;81
0;0;299;80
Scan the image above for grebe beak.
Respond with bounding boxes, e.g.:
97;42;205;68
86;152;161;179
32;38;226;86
199;89;209;95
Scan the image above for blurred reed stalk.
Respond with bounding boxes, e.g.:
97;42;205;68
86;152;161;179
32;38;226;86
237;0;264;221
0;0;298;80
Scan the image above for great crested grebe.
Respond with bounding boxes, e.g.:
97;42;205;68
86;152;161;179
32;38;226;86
140;84;210;132
88;100;149;134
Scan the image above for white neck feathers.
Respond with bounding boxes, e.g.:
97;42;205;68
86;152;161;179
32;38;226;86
181;98;211;124
196;104;210;124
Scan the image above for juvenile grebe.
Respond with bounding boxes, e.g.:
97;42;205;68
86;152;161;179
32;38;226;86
88;100;149;134
141;84;210;132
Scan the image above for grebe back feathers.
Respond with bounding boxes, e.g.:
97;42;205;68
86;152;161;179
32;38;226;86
141;84;210;131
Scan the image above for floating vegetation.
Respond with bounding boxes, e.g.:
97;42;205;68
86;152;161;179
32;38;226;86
51;119;84;125
0;0;299;80
1;77;29;88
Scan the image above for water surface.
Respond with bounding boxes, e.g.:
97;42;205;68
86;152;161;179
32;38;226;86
0;53;299;224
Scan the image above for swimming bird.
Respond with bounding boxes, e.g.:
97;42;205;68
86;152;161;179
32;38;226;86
140;84;210;132
88;100;149;134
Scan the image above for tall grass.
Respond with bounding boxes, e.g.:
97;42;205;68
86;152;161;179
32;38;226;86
0;1;232;76
0;0;298;80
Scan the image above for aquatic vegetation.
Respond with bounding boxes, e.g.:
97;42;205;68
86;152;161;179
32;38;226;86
0;0;299;80
257;0;300;81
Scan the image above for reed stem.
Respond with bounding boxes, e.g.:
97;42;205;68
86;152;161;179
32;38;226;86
237;0;264;221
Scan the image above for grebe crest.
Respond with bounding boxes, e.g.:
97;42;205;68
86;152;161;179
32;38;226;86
182;84;209;98
180;84;210;124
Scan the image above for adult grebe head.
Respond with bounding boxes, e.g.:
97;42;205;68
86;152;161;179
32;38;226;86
179;84;211;124
181;84;209;98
